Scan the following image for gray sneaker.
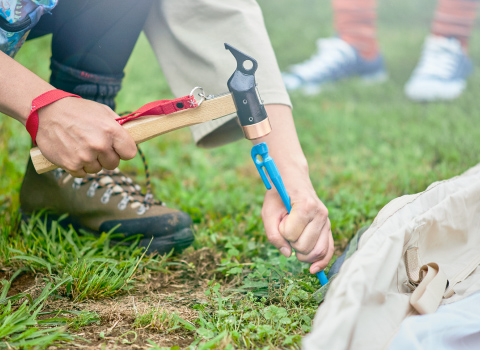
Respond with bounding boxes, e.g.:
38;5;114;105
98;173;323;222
282;37;387;95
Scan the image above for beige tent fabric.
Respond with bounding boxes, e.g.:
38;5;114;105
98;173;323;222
144;0;291;148
303;164;480;350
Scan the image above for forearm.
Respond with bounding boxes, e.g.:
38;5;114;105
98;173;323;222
255;105;311;191
0;51;54;125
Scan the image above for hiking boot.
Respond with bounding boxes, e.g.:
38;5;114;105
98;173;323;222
19;151;194;255
404;35;473;102
282;37;387;95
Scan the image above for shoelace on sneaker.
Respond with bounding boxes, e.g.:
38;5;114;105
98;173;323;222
412;37;463;79
291;38;357;81
53;147;161;215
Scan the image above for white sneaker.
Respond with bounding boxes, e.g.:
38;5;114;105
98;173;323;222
404;36;473;102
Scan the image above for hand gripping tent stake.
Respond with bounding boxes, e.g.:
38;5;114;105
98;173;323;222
223;44;328;286
251;143;329;286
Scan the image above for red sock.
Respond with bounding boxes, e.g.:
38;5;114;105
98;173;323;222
333;0;379;60
431;0;478;50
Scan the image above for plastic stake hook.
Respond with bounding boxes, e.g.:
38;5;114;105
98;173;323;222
251;142;329;286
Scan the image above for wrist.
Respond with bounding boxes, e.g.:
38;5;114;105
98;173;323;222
26;90;81;145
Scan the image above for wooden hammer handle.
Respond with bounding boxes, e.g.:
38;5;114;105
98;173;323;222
30;94;236;174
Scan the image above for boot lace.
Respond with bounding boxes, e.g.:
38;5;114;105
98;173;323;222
53;147;161;215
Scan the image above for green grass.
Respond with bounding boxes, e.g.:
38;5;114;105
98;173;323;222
2;0;480;348
0;277;73;349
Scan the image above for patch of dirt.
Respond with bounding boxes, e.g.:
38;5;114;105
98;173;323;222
0;269;44;298
178;247;222;281
1;248;223;349
45;280;207;349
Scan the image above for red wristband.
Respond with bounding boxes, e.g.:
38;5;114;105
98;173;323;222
26;89;81;145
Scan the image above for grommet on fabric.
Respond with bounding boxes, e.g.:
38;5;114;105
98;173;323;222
115;94;198;125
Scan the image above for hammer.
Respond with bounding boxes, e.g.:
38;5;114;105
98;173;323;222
29;44;328;285
30;44;272;174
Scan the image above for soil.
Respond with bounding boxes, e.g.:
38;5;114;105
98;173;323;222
44;283;205;349
0;269;43;298
1;248;224;349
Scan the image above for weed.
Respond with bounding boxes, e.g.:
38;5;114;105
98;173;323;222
146;340;180;350
133;307;195;334
67;311;101;331
56;255;143;302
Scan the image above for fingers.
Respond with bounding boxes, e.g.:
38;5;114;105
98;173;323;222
83;159;103;174
272;193;333;271
309;233;334;274
69;168;87;178
97;149;121;170
111;125;137;161
289;214;327;255
280;197;327;243
295;219;334;271
262;192;292;257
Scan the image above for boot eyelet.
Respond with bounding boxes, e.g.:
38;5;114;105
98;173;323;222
72;178;83;190
101;187;113;204
53;169;64;180
136;204;147;215
118;196;130;210
144;193;153;202
87;181;99;197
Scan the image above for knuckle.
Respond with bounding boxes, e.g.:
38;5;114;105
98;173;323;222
78;152;94;164
296;245;328;264
320;206;329;219
283;230;300;243
265;230;282;247
86;164;102;174
64;161;81;173
304;197;317;210
292;241;313;255
70;170;86;178
264;229;276;242
313;246;329;262
102;159;119;170
90;141;108;153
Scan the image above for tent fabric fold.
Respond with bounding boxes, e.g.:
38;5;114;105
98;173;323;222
304;163;480;350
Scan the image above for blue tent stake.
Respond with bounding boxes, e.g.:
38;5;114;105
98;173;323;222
251;142;328;286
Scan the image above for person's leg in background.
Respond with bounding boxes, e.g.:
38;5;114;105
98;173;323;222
333;0;379;61
282;0;387;95
405;0;478;101
21;0;195;254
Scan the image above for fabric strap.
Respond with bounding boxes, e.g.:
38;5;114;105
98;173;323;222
410;263;448;315
26;89;81;145
26;89;198;145
115;95;198;125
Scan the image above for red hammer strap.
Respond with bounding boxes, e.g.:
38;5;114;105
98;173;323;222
26;89;81;145
115;95;198;125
